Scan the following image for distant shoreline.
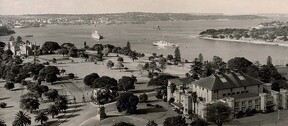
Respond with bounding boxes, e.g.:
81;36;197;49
198;36;288;47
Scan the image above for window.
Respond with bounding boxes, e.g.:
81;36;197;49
255;105;259;110
235;102;239;107
232;92;235;95
242;107;246;111
245;90;249;93
202;87;204;90
241;91;245;94
227;93;231;96
237;92;240;94
242;101;246;106
248;100;252;104
223;94;226;97
255;99;259;103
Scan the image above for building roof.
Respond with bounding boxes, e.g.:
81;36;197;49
169;77;194;86
193;72;263;91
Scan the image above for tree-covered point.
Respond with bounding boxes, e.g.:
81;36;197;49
199;21;288;42
0;26;15;36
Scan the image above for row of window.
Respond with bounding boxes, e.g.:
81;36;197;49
222;90;249;97
235;99;260;107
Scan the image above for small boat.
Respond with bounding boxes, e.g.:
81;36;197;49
153;40;179;47
91;31;103;40
25;35;34;37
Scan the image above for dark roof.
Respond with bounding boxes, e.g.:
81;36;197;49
169;77;194;86
193;72;263;91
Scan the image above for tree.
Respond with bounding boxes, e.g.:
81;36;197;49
35;112;48;125
47;104;59;118
68;73;75;79
117;57;124;63
113;121;135;126
12;111;31;126
118;76;135;91
107;60;114;69
148;75;178;87
116;92;139;114
115;61;124;71
198;53;203;63
174;47;181;62
0;119;6;126
68;47;78;57
167;55;173;61
44;89;59;101
39;66;60;81
60;43;75;49
20;95;40;113
55;95;68;112
4;82;14;90
84;73;100;87
190;58;203;79
91;76;117;89
159;57;167;72
267;56;273;66
191;117;207;126
139;93;148;103
147;120;158;126
41;41;61;54
126;41;131;50
205;102;232;126
45;74;58;84
163;115;187;126
227;57;252;73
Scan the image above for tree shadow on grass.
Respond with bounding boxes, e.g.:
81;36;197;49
44;120;68;126
136;107;167;114
5;105;14;108
106;114;123;118
135;81;147;84
0;97;10;101
144;99;159;103
11;88;25;91
56;113;80;119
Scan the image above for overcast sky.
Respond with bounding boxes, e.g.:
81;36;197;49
0;0;287;15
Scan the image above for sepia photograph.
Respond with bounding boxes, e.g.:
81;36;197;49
1;0;288;126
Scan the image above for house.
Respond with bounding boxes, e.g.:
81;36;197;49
4;38;32;56
167;71;288;119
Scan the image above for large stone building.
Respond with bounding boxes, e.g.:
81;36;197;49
4;36;32;56
167;71;288;119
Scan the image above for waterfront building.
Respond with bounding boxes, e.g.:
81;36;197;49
4;39;32;56
167;71;288;119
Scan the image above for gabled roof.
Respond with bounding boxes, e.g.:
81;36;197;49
193;72;263;91
169;77;194;86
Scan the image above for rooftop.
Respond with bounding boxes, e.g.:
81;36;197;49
193;72;263;91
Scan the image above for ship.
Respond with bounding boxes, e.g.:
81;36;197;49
152;40;179;47
91;31;103;40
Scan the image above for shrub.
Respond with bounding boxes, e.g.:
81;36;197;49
0;102;7;108
68;73;75;79
4;82;14;90
139;93;148;103
235;111;245;118
168;98;175;104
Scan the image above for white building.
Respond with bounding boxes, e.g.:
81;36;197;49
167;71;288;119
4;39;32;56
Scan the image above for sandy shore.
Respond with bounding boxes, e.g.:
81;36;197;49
198;36;288;47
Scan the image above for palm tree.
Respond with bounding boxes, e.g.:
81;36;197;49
47;104;59;118
35;112;48;125
0;119;6;126
12;111;31;126
191;92;198;113
20;97;40;113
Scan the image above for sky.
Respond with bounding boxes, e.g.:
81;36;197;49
0;0;288;15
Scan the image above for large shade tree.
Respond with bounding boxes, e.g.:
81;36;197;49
84;73;100;87
91;76;117;89
41;41;61;54
205;102;233;126
118;76;135;91
116;92;139;114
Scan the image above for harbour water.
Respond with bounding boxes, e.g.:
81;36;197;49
1;20;288;65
